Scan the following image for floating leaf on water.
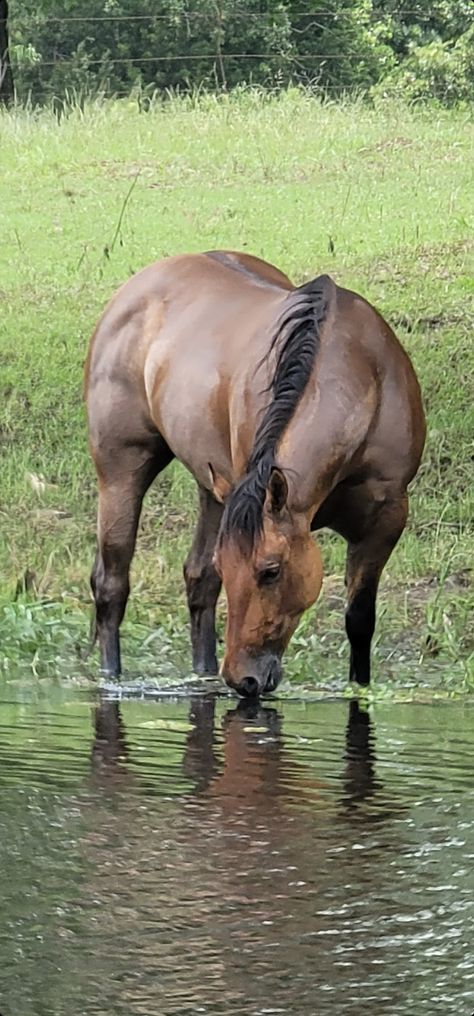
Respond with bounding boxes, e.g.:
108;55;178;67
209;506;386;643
139;719;193;732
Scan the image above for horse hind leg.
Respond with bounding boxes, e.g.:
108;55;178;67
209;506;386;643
183;486;223;676
90;434;173;676
344;492;408;686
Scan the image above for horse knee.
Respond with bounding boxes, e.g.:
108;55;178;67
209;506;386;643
91;558;129;620
184;561;220;611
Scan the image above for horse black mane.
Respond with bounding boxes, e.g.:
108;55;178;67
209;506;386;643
220;273;334;549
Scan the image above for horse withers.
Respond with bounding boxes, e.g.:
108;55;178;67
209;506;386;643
85;251;425;696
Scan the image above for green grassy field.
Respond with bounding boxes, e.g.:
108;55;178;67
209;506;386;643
1;90;473;691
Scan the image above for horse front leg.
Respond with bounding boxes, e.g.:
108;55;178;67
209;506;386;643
344;494;408;686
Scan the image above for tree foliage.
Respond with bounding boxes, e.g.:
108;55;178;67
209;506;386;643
0;0;15;103
6;0;474;103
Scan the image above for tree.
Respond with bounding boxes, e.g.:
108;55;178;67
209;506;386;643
372;0;474;101
286;0;395;90
0;0;14;103
7;0;474;104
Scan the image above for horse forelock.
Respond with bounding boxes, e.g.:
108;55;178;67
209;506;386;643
219;275;334;550
218;453;272;552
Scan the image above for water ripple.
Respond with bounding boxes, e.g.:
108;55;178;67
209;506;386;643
0;686;473;1016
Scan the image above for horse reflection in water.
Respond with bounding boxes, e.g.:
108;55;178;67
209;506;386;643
91;699;129;777
90;695;379;814
182;696;379;817
86;696;406;1012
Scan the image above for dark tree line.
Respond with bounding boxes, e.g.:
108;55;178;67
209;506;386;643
2;1;473;105
0;0;14;104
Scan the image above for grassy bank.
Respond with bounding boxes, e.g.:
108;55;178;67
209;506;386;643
0;91;473;689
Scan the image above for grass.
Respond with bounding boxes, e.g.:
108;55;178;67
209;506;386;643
0;89;473;691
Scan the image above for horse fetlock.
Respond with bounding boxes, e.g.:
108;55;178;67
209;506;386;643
192;652;218;677
190;605;219;675
345;588;376;643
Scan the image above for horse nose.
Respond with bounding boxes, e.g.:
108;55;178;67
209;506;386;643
239;676;260;698
264;657;282;693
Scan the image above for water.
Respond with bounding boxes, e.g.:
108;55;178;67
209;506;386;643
0;681;473;1016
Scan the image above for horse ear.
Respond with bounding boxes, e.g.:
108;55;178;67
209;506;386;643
208;463;232;504
265;467;288;516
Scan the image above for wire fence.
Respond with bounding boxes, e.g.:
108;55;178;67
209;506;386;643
6;5;472;106
16;9;446;22
19;53;387;67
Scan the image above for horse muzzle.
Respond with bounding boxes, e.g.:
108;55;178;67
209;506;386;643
223;653;283;698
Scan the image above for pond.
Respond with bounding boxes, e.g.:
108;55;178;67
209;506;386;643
0;679;473;1015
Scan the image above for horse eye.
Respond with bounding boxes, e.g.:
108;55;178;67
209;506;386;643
258;563;281;586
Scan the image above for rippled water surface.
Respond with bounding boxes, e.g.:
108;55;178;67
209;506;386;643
0;680;473;1016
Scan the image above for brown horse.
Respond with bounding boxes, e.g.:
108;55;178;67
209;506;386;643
85;251;425;696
